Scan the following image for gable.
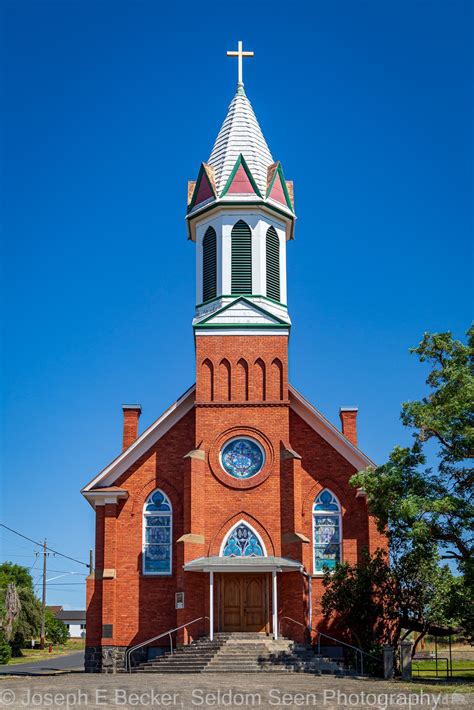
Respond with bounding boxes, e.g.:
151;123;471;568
220;154;262;198
81;385;195;493
188;163;216;211
81;381;373;495
266;162;294;212
194;297;289;328
289;385;375;470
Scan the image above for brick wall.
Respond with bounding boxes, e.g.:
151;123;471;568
86;333;385;662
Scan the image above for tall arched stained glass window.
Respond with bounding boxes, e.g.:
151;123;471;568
143;489;172;575
313;489;341;573
202;226;217;302
221;523;265;557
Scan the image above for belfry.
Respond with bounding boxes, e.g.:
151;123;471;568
82;44;384;673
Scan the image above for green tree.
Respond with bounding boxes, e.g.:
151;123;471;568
0;630;11;665
321;549;397;653
0;563;34;590
322;548;462;668
352;327;473;638
45;610;69;645
0;563;41;656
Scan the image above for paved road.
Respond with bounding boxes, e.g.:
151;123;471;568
0;651;84;675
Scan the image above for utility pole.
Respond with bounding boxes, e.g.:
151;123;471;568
39;539;48;650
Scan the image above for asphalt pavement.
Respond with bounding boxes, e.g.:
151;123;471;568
0;650;84;675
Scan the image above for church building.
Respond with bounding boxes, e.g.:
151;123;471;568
82;44;385;673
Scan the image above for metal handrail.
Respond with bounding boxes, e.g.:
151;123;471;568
125;616;209;672
279;616;383;676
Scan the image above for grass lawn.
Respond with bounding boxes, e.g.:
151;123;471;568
6;638;84;665
412;658;474;679
406;679;474;694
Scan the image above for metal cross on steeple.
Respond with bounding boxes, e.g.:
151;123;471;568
227;41;254;86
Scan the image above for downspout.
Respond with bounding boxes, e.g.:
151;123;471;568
301;569;312;635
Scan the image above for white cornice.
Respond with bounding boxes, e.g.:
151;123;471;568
195;329;289;336
186;201;294;242
288;385;375;471
83;489;129;509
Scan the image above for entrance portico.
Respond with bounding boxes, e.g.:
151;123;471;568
183;556;302;640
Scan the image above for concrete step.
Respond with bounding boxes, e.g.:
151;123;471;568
132;632;357;676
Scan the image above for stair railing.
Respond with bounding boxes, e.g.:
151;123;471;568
125;616;209;672
279;616;383;676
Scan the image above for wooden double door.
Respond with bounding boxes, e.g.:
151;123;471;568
219;574;269;633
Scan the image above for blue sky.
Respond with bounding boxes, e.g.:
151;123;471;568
1;1;472;607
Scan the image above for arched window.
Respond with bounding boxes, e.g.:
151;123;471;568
266;226;280;301
313;489;341;573
143;489;172;575
221;522;266;557
202;226;217;302
231;220;252;294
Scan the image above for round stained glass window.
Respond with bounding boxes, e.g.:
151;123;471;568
220;437;265;479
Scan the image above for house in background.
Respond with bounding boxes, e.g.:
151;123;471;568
49;608;86;638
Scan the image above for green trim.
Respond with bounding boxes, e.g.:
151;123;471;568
196;294;288;310
194;323;290;330
266;162;294;213
220;154;263;198
188;163;216;212
186;199;295;225
196;296;289;326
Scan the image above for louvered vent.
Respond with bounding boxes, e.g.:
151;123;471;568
266;226;280;301
231;220;252;294
202;226;217;302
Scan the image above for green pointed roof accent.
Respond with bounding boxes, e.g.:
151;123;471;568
220;154;262;198
266;161;294;213
188;163;216;212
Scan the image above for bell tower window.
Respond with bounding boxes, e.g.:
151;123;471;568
202;226;217;302
266;226;280;301
231;220;252;294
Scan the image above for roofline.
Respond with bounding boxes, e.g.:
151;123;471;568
81;383;374;495
81;385;195;493
288;384;375;470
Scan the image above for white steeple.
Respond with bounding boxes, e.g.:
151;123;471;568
187;44;296;335
207;89;274;196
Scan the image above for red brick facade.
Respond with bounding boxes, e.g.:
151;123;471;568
84;332;385;671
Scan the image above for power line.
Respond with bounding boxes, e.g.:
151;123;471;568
1;554;41;559
0;524;90;568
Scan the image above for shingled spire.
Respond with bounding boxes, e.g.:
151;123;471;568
207;89;274;196
186;44;295;243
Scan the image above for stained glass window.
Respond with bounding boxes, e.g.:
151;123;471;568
313;489;341;573
222;523;265;557
143;489;172;575
220;437;264;479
